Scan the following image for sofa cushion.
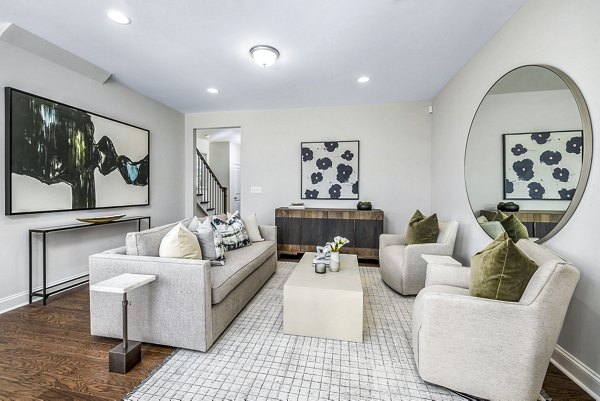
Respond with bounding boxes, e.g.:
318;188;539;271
406;210;439;245
210;240;276;304
126;218;193;256
470;233;538;302
159;223;202;259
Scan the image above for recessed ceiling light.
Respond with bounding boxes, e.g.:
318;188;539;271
206;88;219;94
107;10;131;25
204;134;211;138
357;76;370;83
250;45;280;68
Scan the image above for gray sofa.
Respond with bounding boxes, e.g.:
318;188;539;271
89;217;277;352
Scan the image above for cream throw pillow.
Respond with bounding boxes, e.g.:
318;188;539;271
159;223;202;259
226;211;264;242
243;213;264;242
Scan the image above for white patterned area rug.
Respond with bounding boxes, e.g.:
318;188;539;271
125;263;468;401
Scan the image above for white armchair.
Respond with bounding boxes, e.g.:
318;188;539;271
412;240;580;401
379;220;459;295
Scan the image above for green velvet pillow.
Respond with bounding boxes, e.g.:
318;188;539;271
470;233;538;302
406;210;439;245
500;214;529;243
491;210;508;221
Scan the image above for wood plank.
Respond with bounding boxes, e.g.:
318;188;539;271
0;285;173;400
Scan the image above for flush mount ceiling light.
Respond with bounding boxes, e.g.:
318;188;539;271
250;45;280;68
206;88;219;94
357;76;370;83
106;10;131;25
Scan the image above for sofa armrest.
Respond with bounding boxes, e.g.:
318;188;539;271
259;225;277;242
425;264;471;289
102;246;127;255
89;253;213;351
379;234;406;250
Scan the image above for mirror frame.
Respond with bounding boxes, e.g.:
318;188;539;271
464;65;593;243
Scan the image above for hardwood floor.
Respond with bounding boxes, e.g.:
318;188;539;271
0;285;173;401
0;278;594;401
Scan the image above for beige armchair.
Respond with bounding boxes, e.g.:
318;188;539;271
412;240;580;401
379;220;458;295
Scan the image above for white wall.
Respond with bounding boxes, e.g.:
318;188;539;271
208;142;231;190
431;0;600;394
185;102;432;235
0;41;185;312
466;89;580;212
229;141;241;212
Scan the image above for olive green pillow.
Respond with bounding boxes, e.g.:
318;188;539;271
406;210;439;245
470;233;538;302
491;210;508;221
500;214;529;243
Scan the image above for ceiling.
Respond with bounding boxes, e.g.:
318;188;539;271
0;1;526;113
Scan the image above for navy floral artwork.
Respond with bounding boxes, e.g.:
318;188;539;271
566;136;582;154
341;150;354;161
527;182;545;199
301;147;314;162
539;150;562;165
316;157;332;170
328;184;342;199
531;132;550;144
311;172;323;184
552;167;569;182
558;188;576;200
336;164;353;183
505;179;514;194
301;141;359;199
324;142;339;152
504;131;582;200
511;144;528;156
512;159;534;181
304;189;319;199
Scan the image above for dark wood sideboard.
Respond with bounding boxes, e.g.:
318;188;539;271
275;207;384;260
480;209;564;238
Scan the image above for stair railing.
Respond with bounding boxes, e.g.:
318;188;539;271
196;149;227;215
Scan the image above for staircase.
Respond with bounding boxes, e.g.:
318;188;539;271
196;149;227;216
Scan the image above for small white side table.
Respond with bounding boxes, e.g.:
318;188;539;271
90;273;156;373
421;254;461;266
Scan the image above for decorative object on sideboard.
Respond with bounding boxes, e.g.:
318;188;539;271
326;236;349;272
497;201;520;212
503;131;582;201
357;201;372;210
5;87;150;215
301;141;359;200
77;214;126;224
289;202;306;209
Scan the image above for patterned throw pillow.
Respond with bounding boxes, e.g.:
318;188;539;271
211;211;251;251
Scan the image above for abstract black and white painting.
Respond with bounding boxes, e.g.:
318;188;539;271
503;131;582;201
301;141;359;200
5;88;150;215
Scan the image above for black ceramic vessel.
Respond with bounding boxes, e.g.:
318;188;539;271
497;202;520;212
357;201;372;210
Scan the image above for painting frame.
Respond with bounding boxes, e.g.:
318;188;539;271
5;87;151;215
502;130;583;201
300;140;360;200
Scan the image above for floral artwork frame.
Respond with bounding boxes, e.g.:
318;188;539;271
503;130;583;201
301;141;359;200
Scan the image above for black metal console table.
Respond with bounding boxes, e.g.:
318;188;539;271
29;215;151;305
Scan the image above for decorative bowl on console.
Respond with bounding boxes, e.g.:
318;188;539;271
357;201;372;210
497;202;520;212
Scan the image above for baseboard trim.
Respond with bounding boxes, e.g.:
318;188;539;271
551;345;600;400
0;272;89;314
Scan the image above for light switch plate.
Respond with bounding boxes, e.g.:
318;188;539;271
250;186;262;194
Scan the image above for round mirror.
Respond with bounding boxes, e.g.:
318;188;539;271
465;65;592;243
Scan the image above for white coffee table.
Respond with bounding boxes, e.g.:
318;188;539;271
90;273;156;373
283;252;363;342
